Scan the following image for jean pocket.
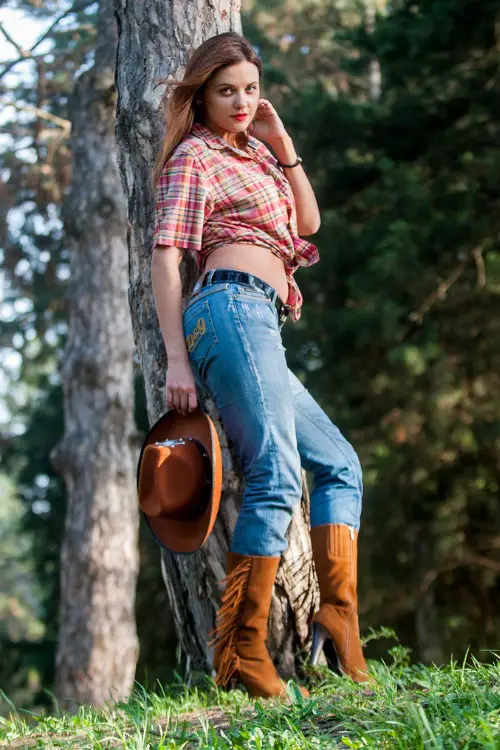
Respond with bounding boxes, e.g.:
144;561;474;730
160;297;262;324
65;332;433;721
182;299;218;379
231;284;274;306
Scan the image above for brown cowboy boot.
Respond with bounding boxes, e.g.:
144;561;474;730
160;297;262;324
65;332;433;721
309;524;370;682
211;551;309;699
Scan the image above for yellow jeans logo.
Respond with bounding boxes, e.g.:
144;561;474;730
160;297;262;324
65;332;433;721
186;317;207;353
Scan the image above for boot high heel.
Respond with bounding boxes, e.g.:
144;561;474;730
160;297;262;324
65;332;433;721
309;524;370;683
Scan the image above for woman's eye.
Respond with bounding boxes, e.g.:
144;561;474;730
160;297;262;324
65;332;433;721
220;86;257;94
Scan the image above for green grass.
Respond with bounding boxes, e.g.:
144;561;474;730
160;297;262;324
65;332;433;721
0;656;499;749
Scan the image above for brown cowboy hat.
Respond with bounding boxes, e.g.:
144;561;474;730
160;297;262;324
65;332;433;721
137;405;222;554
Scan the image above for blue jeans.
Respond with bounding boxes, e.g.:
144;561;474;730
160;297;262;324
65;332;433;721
182;270;363;557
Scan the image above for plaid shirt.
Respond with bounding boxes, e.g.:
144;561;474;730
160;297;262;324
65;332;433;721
153;121;320;322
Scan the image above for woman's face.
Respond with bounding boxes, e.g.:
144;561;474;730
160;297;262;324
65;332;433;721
200;60;260;142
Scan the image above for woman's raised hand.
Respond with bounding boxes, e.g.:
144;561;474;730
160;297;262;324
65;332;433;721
248;99;288;145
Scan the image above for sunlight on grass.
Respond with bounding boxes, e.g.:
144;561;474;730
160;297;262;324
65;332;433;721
0;654;499;748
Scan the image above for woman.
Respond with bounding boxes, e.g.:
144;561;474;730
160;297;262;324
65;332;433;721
151;31;370;698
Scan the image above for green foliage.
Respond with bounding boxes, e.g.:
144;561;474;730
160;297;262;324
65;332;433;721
271;0;500;664
2;0;499;713
0;475;46;711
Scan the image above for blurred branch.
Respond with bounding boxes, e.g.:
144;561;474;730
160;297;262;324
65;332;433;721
0;99;71;131
0;125;35;138
0;46;76;68
4;141;36;154
398;227;500;342
472;246;486;288
0;21;29;58
408;255;471;325
473;555;500;573
0;0;96;80
420;555;500;597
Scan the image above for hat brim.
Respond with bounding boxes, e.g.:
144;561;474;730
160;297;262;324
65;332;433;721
137;406;222;554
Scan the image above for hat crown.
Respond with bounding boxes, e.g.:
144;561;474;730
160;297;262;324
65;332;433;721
138;438;211;521
136;406;222;554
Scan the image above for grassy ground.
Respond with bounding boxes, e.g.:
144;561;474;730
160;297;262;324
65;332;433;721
0;656;499;749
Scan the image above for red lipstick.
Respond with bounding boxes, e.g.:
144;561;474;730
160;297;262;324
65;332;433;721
232;114;248;121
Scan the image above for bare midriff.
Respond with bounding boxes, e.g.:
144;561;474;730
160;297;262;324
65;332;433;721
203;243;289;304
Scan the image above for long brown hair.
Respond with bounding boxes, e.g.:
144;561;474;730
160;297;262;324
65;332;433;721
152;32;263;193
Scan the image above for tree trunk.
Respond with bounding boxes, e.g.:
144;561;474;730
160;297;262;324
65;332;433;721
113;0;318;682
50;0;139;709
408;525;445;665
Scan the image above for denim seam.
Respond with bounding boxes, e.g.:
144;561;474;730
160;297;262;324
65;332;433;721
231;298;271;447
293;397;363;517
233;288;277;316
231;297;285;555
233;284;268;298
236;293;273;308
229;282;281;325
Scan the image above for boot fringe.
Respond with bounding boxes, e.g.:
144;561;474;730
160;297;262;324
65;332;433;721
209;557;252;687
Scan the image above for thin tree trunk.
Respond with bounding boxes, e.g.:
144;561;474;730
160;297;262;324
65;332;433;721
50;0;139;709
366;1;382;101
113;0;318;682
408;525;445;665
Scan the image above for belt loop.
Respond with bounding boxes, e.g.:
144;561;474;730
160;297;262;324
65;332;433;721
206;269;215;285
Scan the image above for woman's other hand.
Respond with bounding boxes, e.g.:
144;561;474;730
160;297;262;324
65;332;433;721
166;359;198;414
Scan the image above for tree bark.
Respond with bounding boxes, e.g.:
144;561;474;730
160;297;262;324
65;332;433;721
113;0;318;682
50;0;139;709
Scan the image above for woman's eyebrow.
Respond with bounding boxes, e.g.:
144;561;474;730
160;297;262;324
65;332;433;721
217;81;259;87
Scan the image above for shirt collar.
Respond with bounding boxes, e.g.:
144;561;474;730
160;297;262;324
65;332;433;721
191;121;259;158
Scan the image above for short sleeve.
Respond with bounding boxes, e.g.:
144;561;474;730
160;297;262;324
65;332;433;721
153;150;211;254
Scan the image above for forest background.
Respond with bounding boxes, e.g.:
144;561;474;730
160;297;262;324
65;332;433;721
1;0;499;713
